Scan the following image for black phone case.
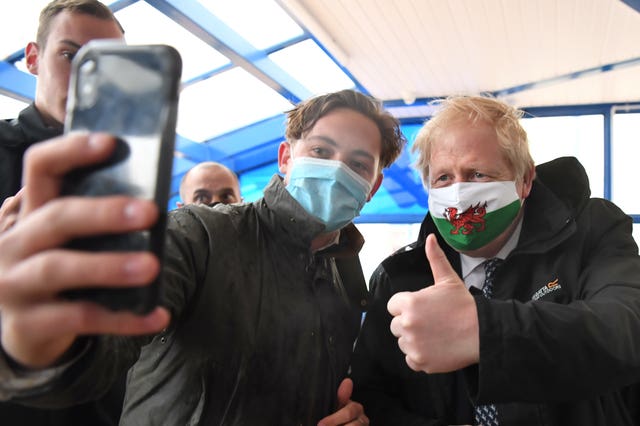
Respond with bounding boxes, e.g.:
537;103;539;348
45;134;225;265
60;41;182;313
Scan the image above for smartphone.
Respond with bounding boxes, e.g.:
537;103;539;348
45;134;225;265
60;41;182;313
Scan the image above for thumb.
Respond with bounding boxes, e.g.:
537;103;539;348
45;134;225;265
424;233;458;285
336;378;353;408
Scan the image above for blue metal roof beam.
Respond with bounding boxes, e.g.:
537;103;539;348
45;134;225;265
620;0;640;13
146;0;312;104
0;62;35;101
384;57;640;114
203;114;286;157
492;56;640;98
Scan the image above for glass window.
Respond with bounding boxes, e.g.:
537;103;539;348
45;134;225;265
0;94;28;118
0;0;50;59
268;39;355;95
633;223;640;253
177;67;293;142
358;223;422;284
115;2;230;81
522;115;604;198
611;112;640;213
197;0;303;50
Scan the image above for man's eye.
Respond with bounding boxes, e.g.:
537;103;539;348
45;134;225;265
310;147;330;157
61;51;75;61
351;161;367;171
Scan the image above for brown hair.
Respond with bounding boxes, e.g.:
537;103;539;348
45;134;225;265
37;0;124;50
285;89;405;170
412;95;534;185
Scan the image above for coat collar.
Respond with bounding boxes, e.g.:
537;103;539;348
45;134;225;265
1;104;62;148
259;174;364;257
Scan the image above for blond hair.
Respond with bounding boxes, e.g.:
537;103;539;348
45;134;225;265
412;95;534;184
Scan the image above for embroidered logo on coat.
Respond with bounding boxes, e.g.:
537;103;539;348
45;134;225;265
443;202;487;235
532;278;561;300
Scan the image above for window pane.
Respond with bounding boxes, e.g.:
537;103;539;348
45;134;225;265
612;113;640;213
115;2;230;81
0;94;28;118
522;115;604;198
177;68;292;142
269;40;355;95
633;223;640;254
0;0;50;59
197;0;303;50
358;223;422;285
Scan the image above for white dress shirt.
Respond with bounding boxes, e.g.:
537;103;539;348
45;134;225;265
459;218;523;290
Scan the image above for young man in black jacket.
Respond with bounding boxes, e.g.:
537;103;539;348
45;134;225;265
350;95;640;425
0;1;126;425
0;0;124;227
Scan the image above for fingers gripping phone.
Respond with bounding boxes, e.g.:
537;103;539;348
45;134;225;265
60;41;182;313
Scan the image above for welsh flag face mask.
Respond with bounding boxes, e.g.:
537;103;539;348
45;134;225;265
427;181;522;251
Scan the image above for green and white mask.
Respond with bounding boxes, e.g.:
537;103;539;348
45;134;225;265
428;181;522;251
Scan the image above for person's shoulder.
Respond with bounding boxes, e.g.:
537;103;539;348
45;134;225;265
0;116;22;146
379;240;428;279
170;201;258;230
535;156;590;212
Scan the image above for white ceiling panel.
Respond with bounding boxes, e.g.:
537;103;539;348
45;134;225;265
279;0;640;111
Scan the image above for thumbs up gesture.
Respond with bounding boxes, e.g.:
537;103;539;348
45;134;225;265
387;234;480;373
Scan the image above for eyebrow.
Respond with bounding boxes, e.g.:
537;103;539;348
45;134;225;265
306;135;376;163
193;189;212;197
60;40;82;50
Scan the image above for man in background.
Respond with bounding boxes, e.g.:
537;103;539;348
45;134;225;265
0;1;126;424
0;0;124;227
177;161;242;207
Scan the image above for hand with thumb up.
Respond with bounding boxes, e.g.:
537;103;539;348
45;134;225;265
387;233;480;373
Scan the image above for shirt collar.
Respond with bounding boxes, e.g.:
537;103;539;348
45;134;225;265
460;216;523;281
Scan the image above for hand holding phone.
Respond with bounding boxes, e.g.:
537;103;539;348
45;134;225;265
60;41;182;313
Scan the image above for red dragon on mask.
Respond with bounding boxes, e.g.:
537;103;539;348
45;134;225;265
443;203;487;235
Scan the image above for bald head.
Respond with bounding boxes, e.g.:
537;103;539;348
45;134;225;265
178;162;242;207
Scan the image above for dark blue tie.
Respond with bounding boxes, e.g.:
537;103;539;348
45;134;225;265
474;258;503;426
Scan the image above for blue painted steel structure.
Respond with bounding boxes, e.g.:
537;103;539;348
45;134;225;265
0;62;34;101
146;0;312;105
621;0;640;13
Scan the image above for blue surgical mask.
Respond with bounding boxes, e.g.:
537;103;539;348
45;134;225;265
286;157;372;232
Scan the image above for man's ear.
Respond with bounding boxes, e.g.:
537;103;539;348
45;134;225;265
366;173;384;202
277;141;292;174
520;164;536;199
25;42;40;76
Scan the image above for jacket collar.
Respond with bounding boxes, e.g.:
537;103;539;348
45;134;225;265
260;174;364;257
3;104;62;148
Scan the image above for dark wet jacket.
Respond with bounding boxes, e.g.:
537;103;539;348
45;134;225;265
351;157;640;426
1;175;368;426
0;104;60;202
